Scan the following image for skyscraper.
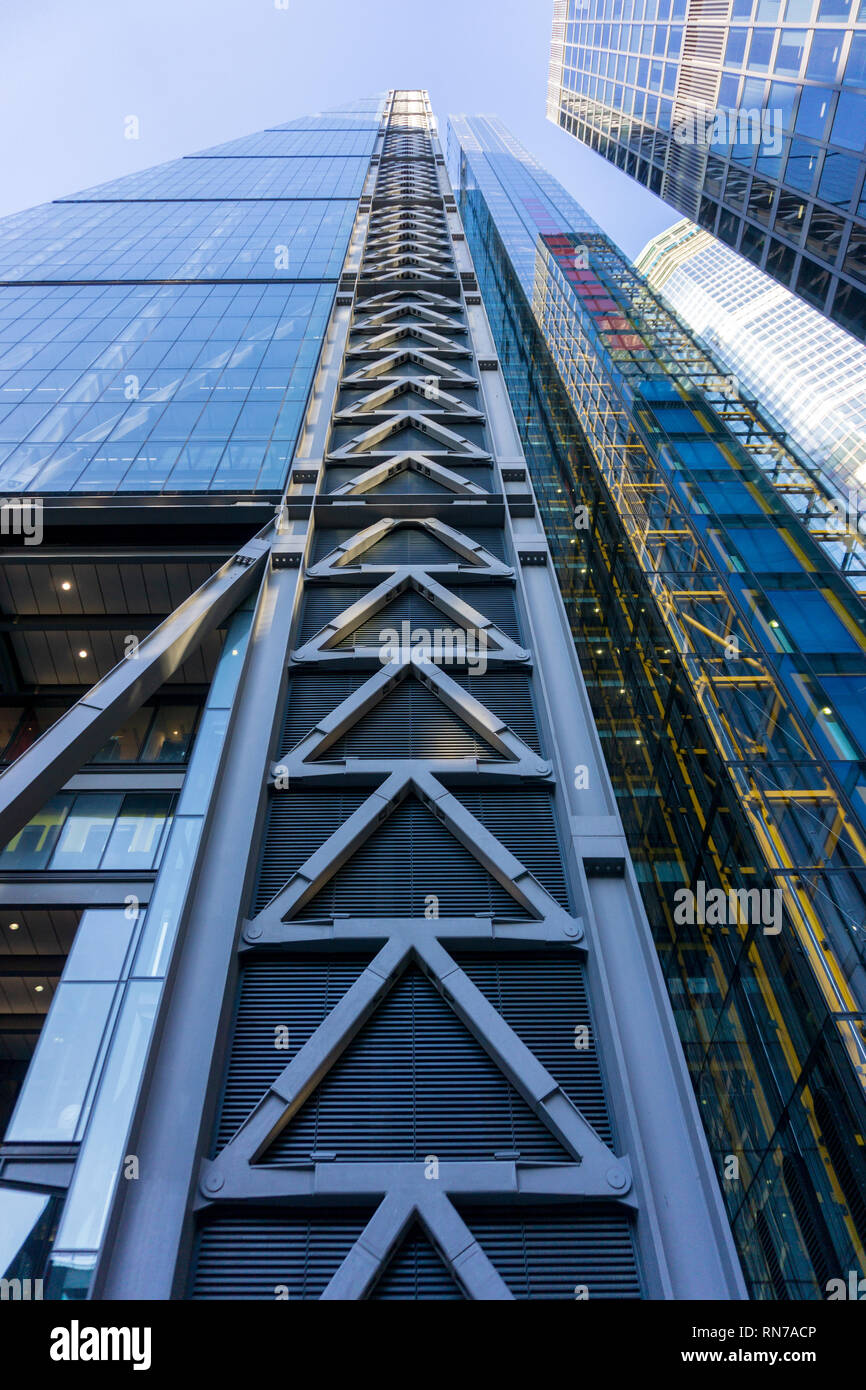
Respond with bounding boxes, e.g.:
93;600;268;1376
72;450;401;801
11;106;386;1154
0;93;743;1301
547;0;866;342
636;216;866;495
449;111;866;1297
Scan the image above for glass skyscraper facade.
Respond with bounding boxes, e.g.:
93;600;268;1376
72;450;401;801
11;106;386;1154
449;112;866;1296
547;0;866;341
0;105;380;497
0;93;745;1303
636;217;866;495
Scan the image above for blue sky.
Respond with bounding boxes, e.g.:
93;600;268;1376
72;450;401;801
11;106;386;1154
1;0;676;259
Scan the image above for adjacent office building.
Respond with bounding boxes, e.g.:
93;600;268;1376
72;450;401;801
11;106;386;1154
547;0;866;341
449;111;866;1297
0;93;744;1301
636;217;866;496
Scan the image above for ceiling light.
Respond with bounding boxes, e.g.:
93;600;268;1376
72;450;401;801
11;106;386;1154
34;984;44;993
821;706;832;716
60;581;72;592
8;922;19;931
78;649;88;659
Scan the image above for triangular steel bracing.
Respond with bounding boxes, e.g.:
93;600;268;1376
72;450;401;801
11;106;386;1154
187;92;742;1305
195;94;636;1301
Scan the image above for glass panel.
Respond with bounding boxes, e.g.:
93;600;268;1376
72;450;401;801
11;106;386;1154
206;608;253;706
5;983;114;1141
794;88;832;139
775;28;808;74
140;704;197;763
831;90;866;149
52;981;160;1252
0;1188;50;1276
178;709;229;816
0;794;73;870
726;29;749;65
49;794;122;871
64;909;136;982
748;29;775;69
132;817;201;978
806;30;845;81
845;32;866;85
819;151;861;204
92;706;154;763
99;793;173;872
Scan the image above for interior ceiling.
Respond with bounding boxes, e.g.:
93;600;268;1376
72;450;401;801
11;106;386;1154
0;557;227;618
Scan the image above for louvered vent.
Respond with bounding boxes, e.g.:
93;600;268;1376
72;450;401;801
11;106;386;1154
191;1209;371;1299
369;1222;464;1299
354;529;458;565
252;790;370;911
280;671;369;749
448;583;521;641
451;671;543;753
453;788;571;909
278;669;542;756
213;954;373;1151
299;584;507;648
261;967;569;1162
320;680;507;761
455;952;612;1144
288;796;533;919
323;468;458;495
781;1154;833;1292
332;590;497;650
459;1205;641;1299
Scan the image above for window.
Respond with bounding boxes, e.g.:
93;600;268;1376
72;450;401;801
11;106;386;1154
795;88;832;139
818;150;861;203
831;280;866;334
748;29;775;69
749;177;777;221
804;205;846;259
766;237;798;282
775;29;808;74
845;32;866;85
0;793;175;872
774;190;808;239
726;29;749;65
141;705;198;762
844;224;866;280
796;255;831;306
785;139;821;191
831;90;866;148
807;30;845;81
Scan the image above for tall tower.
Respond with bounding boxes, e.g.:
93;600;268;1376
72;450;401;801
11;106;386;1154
547;0;866;343
636;217;866;496
0;93;743;1300
449;109;866;1298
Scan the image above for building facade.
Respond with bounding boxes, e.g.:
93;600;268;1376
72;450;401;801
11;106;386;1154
0;94;744;1301
547;0;866;342
636;217;866;496
449;111;866;1297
